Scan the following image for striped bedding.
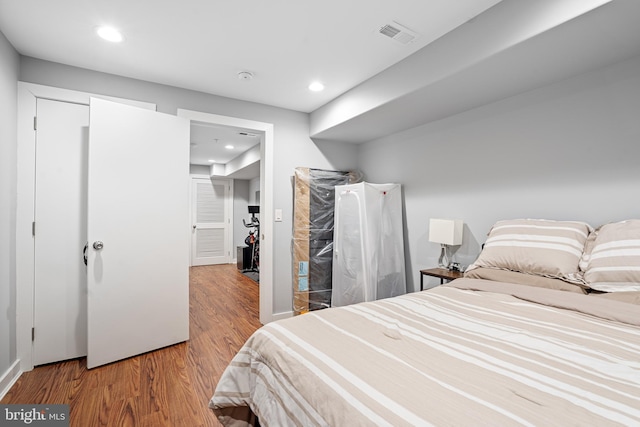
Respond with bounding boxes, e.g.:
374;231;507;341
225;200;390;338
210;278;640;426
582;219;640;292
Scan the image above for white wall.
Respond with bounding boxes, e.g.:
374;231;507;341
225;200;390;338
233;179;251;250
189;165;209;175
0;30;19;385
249;177;260;205
19;57;359;315
357;54;640;291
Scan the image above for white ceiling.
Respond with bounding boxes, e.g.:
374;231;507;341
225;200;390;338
0;0;502;113
189;122;260;166
3;1;638;178
0;0;503;177
310;0;640;143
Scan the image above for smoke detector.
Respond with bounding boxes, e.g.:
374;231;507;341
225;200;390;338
377;21;419;45
237;71;254;81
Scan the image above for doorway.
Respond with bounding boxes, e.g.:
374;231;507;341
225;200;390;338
177;109;275;325
17;83;191;371
32;98;88;366
16;87;278;374
190;177;232;266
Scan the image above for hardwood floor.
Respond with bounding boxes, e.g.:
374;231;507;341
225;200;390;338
1;264;261;427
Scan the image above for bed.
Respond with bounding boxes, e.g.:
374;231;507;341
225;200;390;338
210;219;640;426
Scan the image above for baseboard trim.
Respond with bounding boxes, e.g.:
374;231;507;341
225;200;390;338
271;311;293;322
0;360;22;400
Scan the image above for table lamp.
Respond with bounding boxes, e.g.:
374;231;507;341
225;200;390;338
429;218;463;270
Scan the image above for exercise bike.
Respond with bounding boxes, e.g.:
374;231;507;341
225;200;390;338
242;205;260;273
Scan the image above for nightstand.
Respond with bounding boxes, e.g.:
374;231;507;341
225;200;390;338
420;268;463;291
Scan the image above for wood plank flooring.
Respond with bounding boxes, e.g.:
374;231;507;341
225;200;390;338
1;264;261;427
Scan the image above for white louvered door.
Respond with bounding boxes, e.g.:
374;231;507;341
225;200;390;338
191;178;231;266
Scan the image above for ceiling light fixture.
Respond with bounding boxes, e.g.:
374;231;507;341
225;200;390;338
208;159;216;163
225;145;234;150
308;82;325;92
96;26;124;43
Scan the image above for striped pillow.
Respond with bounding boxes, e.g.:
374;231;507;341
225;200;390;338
467;219;592;282
583;220;640;292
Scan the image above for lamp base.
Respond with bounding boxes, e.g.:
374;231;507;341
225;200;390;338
437;244;449;269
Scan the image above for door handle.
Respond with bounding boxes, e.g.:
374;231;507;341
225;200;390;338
93;241;104;250
83;242;88;265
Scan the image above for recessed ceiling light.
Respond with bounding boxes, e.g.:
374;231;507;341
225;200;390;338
225;145;234;150
208;159;216;163
96;26;124;43
308;82;325;92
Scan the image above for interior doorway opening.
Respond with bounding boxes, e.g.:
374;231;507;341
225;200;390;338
178;109;275;325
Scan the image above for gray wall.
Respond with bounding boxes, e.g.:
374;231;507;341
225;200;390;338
0;30;19;381
357;54;640;291
19;57;359;315
267;126;359;312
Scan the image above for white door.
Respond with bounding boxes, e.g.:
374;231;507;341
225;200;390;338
33;98;89;365
191;178;231;266
86;98;190;369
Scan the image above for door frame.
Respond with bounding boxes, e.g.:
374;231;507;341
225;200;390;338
16;82;156;372
177;109;274;326
189;175;234;266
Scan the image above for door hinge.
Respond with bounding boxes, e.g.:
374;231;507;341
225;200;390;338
32;222;36;236
31;327;35;341
33;116;37;131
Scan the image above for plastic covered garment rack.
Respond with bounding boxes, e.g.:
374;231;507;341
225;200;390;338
332;182;407;307
292;167;361;315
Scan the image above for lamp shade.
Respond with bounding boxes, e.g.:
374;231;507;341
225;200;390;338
429;218;463;245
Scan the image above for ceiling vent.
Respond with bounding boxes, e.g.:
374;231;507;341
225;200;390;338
238;131;259;137
378;21;419;45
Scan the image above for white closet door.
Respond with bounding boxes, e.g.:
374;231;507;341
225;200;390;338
191;178;230;266
33;98;89;365
86;98;190;369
